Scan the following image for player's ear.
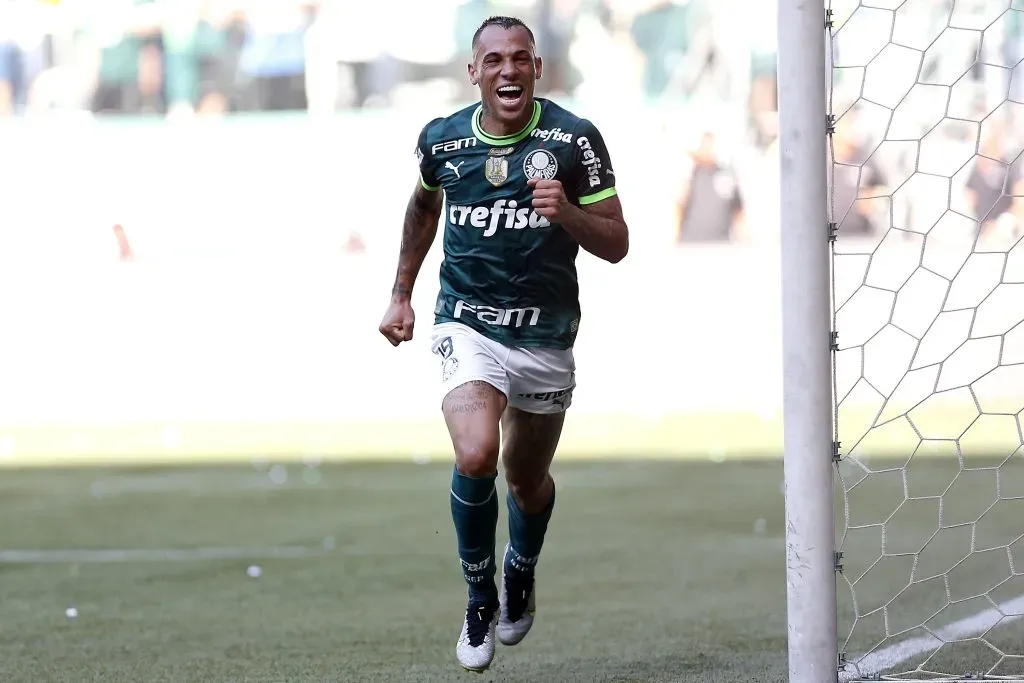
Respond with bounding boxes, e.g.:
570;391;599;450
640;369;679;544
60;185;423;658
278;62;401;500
468;62;478;86
534;56;543;80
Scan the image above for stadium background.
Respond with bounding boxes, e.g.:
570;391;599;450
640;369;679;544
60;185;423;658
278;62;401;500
0;0;793;463
1;0;1020;462
2;1;1024;681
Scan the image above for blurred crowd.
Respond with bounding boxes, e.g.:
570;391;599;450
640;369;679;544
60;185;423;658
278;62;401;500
828;1;1024;248
0;0;1022;247
0;0;767;117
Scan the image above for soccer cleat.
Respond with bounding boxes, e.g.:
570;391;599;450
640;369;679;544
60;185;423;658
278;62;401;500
456;600;499;672
497;544;536;646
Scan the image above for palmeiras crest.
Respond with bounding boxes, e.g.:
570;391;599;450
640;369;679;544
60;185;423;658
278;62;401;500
523;149;558;180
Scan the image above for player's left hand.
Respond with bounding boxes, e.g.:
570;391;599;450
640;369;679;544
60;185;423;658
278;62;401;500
529;177;570;222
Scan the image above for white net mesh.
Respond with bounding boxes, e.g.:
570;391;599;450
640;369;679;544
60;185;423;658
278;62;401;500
829;0;1024;680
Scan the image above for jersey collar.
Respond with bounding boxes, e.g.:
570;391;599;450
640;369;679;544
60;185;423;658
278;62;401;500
471;100;542;146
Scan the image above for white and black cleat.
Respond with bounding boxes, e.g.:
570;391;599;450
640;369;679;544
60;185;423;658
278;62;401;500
497;544;536;646
456;600;499;673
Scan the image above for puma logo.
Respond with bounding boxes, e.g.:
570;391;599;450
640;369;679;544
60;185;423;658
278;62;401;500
445;160;465;179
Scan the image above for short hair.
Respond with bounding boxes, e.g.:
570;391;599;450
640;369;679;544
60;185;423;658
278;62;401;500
471;16;536;52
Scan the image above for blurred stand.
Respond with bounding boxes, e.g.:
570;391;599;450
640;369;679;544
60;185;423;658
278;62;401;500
1;0;1023;460
0;0;1021;251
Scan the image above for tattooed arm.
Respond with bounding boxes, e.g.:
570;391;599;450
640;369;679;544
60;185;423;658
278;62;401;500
379;182;444;346
391;182;444;302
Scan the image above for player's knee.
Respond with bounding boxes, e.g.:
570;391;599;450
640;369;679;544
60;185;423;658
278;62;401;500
454;438;500;478
505;470;552;510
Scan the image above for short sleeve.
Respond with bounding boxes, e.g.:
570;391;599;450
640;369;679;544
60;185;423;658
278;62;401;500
416;122;441;192
572;119;617;206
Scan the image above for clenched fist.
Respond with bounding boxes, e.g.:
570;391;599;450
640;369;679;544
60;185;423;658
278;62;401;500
379;300;415;347
528;177;571;223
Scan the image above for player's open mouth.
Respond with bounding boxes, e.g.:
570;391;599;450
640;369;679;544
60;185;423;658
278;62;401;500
496;85;525;106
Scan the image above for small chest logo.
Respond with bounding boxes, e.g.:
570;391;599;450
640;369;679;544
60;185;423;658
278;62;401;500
523;149;558;181
445;160;464;179
484;156;509;187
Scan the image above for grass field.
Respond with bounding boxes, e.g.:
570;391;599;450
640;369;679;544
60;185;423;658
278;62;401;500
2;459;788;682
4;458;1024;682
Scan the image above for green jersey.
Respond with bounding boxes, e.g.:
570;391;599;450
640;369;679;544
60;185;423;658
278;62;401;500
416;98;618;350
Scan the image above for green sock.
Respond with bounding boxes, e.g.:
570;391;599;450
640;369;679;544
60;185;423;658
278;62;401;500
450;467;499;603
505;484;555;580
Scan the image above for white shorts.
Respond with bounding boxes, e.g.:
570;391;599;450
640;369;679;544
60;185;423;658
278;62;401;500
430;322;575;414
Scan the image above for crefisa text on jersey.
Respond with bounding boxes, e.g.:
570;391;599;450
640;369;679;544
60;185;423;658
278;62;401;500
448;199;551;237
531;127;573;144
577;136;603;188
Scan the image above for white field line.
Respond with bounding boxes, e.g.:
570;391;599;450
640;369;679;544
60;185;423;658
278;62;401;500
840;594;1024;681
88;472;300;495
81;467;652;497
0;545;323;564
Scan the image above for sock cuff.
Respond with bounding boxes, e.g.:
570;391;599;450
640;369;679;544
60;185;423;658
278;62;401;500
451;467;497;506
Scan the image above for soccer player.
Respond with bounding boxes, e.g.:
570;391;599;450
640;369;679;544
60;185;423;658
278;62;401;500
378;16;629;673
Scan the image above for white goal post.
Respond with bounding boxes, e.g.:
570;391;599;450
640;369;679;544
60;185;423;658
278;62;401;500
781;0;1024;681
778;0;839;681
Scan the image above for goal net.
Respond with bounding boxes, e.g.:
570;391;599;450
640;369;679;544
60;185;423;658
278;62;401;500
829;0;1024;680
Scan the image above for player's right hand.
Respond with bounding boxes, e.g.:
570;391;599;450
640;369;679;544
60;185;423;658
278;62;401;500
379;300;415;347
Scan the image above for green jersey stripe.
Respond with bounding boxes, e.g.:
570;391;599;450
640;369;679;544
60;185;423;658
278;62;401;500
578;187;617;205
471;101;542;146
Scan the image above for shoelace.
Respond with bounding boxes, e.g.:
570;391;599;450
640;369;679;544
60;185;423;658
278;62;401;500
505;574;534;623
466;602;497;647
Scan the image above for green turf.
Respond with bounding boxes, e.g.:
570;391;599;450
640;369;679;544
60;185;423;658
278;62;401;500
835;454;1024;681
2;459;1023;682
0;460;789;682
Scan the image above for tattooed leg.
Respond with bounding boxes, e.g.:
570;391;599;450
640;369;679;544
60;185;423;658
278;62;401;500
443;380;507;603
442;380;507;476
